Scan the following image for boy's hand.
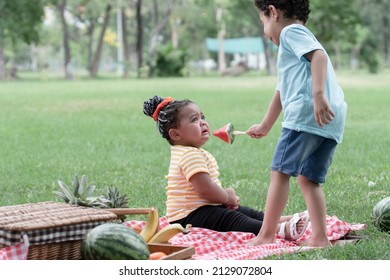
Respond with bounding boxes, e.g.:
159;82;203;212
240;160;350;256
246;124;268;139
313;95;335;127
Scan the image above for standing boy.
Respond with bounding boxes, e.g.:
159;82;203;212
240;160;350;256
247;0;347;247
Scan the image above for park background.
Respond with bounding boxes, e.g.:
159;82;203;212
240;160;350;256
0;0;389;260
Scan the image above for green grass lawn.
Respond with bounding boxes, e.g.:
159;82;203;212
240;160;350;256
0;71;389;259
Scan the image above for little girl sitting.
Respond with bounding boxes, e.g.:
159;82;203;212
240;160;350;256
143;95;309;240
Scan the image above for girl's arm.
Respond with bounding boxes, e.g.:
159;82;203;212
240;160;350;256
305;49;335;127
189;172;237;205
247;90;282;138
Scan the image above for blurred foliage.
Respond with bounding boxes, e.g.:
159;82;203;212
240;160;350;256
0;0;389;78
0;0;45;45
152;44;188;77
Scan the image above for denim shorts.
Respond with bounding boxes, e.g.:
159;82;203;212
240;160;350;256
271;128;337;184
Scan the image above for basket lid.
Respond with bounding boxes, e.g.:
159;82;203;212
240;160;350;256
0;201;117;231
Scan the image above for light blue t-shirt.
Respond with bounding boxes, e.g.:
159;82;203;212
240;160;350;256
276;24;347;143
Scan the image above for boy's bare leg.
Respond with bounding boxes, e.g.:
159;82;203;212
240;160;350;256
298;175;332;247
248;171;290;245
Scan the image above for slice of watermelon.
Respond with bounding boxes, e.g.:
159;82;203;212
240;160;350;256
213;123;235;144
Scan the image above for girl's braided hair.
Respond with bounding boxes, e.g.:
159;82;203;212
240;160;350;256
143;95;193;144
254;0;310;24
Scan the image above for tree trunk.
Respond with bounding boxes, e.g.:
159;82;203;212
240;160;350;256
10;58;18;80
58;0;73;80
0;45;5;80
30;45;38;71
135;0;143;78
333;44;342;70
121;7;130;79
0;8;5;79
147;0;176;77
216;8;226;73
89;4;112;78
170;17;178;49
86;23;95;72
217;24;226;73
350;46;360;70
261;31;275;75
387;35;390;67
385;0;390;67
116;7;124;76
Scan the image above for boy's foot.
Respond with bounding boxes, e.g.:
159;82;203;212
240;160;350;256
246;235;276;246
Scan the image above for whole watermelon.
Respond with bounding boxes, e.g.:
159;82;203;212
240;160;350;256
372;197;390;232
81;223;150;260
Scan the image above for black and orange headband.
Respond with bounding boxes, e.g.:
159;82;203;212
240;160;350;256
152;96;174;121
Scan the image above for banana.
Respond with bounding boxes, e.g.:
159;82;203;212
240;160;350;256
139;208;160;243
148;223;191;244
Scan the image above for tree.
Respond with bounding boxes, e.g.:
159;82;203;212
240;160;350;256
68;0;113;77
57;0;73;79
216;6;226;73
358;0;390;69
3;0;388;78
147;0;176;77
308;0;360;69
0;0;45;79
121;5;131;79
135;0;142;77
226;0;276;74
88;2;112;77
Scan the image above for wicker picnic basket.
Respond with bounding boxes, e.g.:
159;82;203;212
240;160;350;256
0;201;119;260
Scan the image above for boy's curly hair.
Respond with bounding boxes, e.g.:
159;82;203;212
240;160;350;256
254;0;311;23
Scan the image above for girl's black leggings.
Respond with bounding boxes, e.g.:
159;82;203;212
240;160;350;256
171;205;264;235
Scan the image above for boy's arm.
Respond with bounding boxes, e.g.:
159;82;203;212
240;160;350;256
189;172;237;206
305;49;335;127
247;90;282;138
261;90;283;130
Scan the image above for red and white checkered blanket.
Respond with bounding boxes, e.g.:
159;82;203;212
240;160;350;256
125;215;366;260
0;215;365;260
0;235;29;260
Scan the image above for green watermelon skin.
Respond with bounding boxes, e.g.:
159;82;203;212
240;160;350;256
373;197;390;232
81;223;150;260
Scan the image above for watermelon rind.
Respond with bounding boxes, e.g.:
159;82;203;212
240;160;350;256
372;197;390;232
226;123;235;144
81;223;150;260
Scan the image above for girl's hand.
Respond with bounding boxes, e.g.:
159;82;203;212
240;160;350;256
313;95;335;127
224;188;239;210
226;195;240;210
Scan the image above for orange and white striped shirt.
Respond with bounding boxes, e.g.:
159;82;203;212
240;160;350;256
165;145;221;222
